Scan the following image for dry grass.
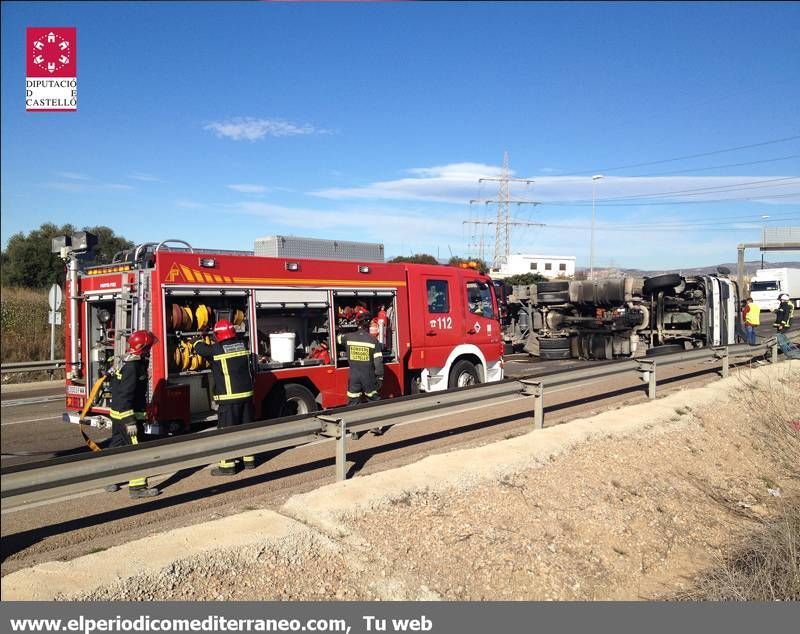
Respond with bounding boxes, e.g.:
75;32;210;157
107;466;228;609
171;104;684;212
678;370;800;600
1;286;65;383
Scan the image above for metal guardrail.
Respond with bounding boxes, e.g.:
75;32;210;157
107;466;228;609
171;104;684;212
1;359;66;374
1;333;797;510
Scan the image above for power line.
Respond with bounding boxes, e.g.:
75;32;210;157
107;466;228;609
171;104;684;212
595;176;799;203
545;191;800;206
538;177;799;205
565;134;800;176
530;214;800;230
632;154;800;177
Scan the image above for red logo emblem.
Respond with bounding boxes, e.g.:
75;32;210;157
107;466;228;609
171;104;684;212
27;28;76;77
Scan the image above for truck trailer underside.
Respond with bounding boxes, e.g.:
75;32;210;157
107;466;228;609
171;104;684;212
502;274;739;360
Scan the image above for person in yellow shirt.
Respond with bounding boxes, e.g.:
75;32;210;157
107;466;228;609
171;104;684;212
743;297;760;345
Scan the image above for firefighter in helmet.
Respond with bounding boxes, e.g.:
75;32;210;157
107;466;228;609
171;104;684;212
193;320;255;475
108;330;159;499
775;293;794;332
337;310;384;405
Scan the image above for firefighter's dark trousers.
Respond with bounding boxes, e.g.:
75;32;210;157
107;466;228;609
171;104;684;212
109;413;150;490
217;400;255;470
347;377;381;406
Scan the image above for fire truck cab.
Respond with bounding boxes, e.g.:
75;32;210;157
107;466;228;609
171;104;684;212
61;239;504;434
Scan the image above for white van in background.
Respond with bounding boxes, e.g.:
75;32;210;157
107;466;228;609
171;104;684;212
750;267;800;311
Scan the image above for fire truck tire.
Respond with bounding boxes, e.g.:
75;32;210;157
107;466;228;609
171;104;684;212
645;343;686;357
537;291;570;304
539;337;570;350
539;348;572;360
448;359;481;389
265;383;318;418
536;281;569;293
643;274;682;295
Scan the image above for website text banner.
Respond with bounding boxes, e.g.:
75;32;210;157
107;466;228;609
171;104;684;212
2;602;797;634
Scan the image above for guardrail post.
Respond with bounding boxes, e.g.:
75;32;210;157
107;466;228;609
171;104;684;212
520;379;545;429
637;359;657;400
770;340;778;364
713;347;729;378
316;415;348;481
336;419;347;481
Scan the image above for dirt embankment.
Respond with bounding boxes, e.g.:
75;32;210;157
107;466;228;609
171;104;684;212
3;361;798;601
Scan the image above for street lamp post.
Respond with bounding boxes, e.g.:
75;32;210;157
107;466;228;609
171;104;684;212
761;215;770;269
590;174;603;280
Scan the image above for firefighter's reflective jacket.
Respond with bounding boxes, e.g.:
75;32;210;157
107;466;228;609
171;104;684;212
194;337;254;403
337;329;384;397
109;353;148;422
775;301;795;329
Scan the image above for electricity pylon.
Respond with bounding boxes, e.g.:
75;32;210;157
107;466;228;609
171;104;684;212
468;151;539;269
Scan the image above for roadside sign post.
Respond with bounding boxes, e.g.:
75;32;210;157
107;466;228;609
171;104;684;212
48;284;63;375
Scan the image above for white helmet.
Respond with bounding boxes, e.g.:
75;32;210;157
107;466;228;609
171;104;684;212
778;293;789;301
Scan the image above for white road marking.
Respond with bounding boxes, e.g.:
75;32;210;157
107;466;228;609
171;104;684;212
1;415;61;427
1;395;63;408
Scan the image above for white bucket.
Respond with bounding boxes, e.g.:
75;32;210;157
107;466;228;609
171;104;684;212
269;332;296;363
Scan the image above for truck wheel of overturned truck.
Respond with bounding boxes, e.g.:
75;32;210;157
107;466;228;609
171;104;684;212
539;337;571;350
645;343;685;357
536;281;569;293
537;291;571;304
265;383;318;418
643;274;682;295
449;359;480;388
539;348;571;360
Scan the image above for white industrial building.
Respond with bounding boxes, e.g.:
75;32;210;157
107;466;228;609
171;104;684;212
490;254;577;279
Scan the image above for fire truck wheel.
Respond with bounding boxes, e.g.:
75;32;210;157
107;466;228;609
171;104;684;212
448;359;481;389
537;291;570;304
535;281;569;293
643;274;682;296
265;383;318;418
539;337;570;350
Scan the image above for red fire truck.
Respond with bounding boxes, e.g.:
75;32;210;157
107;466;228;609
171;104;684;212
58;237;504;435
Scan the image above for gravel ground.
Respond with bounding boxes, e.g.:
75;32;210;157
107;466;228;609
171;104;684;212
57;365;798;601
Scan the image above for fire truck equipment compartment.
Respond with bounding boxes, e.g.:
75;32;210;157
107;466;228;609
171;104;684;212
269;333;297;363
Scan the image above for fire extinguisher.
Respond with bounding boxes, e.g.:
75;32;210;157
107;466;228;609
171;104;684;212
376;306;389;345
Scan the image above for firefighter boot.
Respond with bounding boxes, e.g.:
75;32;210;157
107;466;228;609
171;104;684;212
243;456;256;470
211;459;239;476
128;478;159;499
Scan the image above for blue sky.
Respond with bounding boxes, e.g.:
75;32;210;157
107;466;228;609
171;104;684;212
2;1;799;270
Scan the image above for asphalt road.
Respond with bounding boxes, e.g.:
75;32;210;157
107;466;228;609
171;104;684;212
0;312;786;469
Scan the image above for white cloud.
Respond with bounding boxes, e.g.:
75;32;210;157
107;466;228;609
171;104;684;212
204;117;329;141
227;184;267;194
214;200;463;249
128;172;162;182
54;171;91;181
43;181;134;192
175;200;207;210
314;162;505;204
314;162;800;205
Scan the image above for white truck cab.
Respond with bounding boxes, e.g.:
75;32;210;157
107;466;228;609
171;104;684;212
750;268;800;312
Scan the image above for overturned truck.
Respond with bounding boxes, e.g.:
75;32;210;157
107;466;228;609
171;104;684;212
501;274;739;360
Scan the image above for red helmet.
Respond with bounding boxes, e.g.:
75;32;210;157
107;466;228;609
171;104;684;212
213;320;236;342
128;330;155;354
355;309;372;326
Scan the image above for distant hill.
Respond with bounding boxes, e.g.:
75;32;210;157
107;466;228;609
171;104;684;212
584;261;800;278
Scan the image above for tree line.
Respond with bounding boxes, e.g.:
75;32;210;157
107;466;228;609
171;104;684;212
1;223;133;288
1;223;553;289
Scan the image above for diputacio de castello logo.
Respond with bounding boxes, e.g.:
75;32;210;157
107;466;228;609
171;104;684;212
26;27;77;111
